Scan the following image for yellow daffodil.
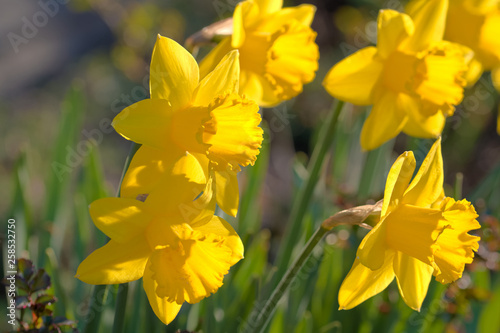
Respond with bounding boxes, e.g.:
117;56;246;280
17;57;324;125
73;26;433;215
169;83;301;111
445;0;500;134
323;0;472;150
76;190;243;325
199;0;319;107
112;35;263;217
339;138;480;310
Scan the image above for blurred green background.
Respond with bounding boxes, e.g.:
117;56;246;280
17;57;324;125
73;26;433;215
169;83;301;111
1;0;499;332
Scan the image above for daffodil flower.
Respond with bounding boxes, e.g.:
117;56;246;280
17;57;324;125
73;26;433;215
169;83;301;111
323;0;473;150
445;0;500;134
76;190;243;325
339;138;480;310
199;0;319;107
112;35;263;217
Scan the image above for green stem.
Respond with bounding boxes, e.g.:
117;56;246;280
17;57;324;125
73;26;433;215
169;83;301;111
83;285;109;333
273;101;344;286
249;225;329;333
82;142;140;333
112;284;129;333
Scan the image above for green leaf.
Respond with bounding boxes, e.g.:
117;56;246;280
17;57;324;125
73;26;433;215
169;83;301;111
478;278;500;333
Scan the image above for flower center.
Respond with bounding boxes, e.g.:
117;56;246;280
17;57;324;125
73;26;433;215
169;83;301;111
382;44;468;116
382;51;417;94
148;227;232;304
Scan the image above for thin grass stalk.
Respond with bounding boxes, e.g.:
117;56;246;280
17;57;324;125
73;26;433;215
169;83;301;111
247;201;379;333
249;225;329;333
272;101;344;287
112;284;129;333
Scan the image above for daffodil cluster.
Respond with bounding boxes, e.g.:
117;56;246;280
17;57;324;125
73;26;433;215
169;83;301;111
74;0;488;324
76;35;263;324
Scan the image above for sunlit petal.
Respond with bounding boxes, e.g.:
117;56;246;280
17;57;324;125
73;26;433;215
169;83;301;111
360;91;410;150
150;35;199;110
403;138;443;207
323;47;383;105
76;238;150;285
143;259;183;325
394;252;434;311
338;252;395;310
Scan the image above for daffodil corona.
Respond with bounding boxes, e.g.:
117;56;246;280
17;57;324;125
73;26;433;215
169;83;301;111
113;35;264;217
199;0;319;107
76;190;243;325
339;138;480;310
323;0;472;150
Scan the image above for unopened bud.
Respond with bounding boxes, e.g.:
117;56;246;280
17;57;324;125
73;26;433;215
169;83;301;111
185;18;233;52
322;200;383;230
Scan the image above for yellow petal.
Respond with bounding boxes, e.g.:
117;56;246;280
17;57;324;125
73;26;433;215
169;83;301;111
255;5;316;31
478;10;500;69
191;215;244;265
215;170;239;217
403;0;448;52
433;198;481;283
402;103;446;138
360;91;410;150
193;50;240;106
232;1;249;48
498;105;500;135
199;37;233;80
89;198;151;243
377;9;415;58
382;151;416;217
323;47;383;105
112;99;173;150
403;138;443;207
338;251;395;310
255;0;283;16
385;204;447;266
150;35;199;110
492;66;500;92
357;218;389;271
143;259;183;325
76;238;150;284
464;57;484;87
394;251;434;311
145;175;206;217
120;146;204;200
148;228;233;304
464;0;499;14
